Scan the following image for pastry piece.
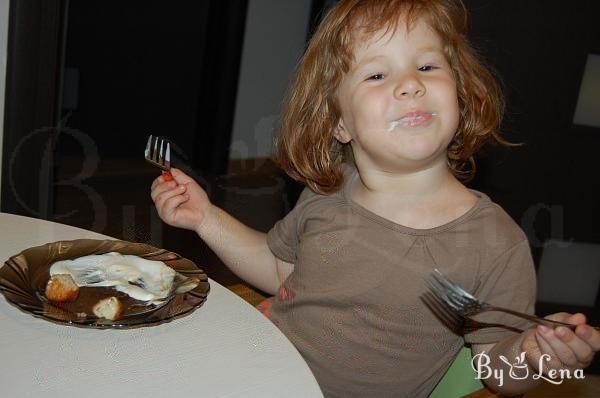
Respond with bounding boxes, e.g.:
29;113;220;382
92;296;122;321
45;274;80;302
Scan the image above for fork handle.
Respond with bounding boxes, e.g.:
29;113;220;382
491;306;600;331
162;171;173;181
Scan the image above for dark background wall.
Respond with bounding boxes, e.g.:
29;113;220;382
462;0;600;260
61;0;247;173
1;0;248;224
61;1;208;158
462;1;600;371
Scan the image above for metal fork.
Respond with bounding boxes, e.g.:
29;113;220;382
145;135;173;181
425;269;600;331
422;291;524;335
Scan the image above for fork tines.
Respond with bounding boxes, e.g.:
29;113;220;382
145;135;171;171
421;290;524;334
425;269;476;315
425;272;458;312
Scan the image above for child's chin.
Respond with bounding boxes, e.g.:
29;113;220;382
394;145;444;164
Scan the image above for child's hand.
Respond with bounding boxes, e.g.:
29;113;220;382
150;167;212;232
521;312;600;376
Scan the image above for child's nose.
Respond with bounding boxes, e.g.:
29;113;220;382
393;74;426;99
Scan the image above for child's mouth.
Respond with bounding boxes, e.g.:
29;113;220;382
388;111;437;131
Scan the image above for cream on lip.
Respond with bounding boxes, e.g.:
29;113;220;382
387;111;437;131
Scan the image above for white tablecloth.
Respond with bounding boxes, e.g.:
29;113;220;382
0;213;323;398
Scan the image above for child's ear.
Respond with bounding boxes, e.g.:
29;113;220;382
334;120;352;144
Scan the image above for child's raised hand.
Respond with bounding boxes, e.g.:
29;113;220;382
521;312;600;376
150;167;212;232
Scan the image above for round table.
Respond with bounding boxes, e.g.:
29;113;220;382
0;213;323;397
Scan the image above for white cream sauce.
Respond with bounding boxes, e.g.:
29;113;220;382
49;252;176;302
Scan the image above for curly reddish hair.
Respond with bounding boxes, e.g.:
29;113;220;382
274;0;506;195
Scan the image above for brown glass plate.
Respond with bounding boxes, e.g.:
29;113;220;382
0;239;210;328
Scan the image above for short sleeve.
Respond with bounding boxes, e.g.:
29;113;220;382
464;239;537;344
266;187;315;263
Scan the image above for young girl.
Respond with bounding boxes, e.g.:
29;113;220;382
151;0;599;396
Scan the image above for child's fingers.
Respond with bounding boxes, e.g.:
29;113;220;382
547;312;587;326
163;193;189;216
543;312;583;325
150;175;164;190
151;180;178;202
544;312;598;361
536;326;567;363
567;313;587;325
554;327;595;365
576;325;600;352
535;327;564;366
536;326;581;368
170;168;195;185
151;168;194;191
155;184;186;209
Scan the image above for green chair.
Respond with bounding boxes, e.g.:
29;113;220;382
429;346;484;398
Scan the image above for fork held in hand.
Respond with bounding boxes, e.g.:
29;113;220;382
145;135;173;181
422;291;525;335
426;269;600;331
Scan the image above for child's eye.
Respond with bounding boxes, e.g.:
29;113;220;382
418;65;439;72
367;73;385;81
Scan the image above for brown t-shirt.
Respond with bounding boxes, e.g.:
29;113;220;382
266;167;536;397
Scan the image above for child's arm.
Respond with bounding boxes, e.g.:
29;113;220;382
196;204;293;294
151;168;287;295
472;312;600;396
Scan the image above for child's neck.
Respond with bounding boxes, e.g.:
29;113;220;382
351;162;478;229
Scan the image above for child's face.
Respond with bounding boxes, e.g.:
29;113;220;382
334;16;460;172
